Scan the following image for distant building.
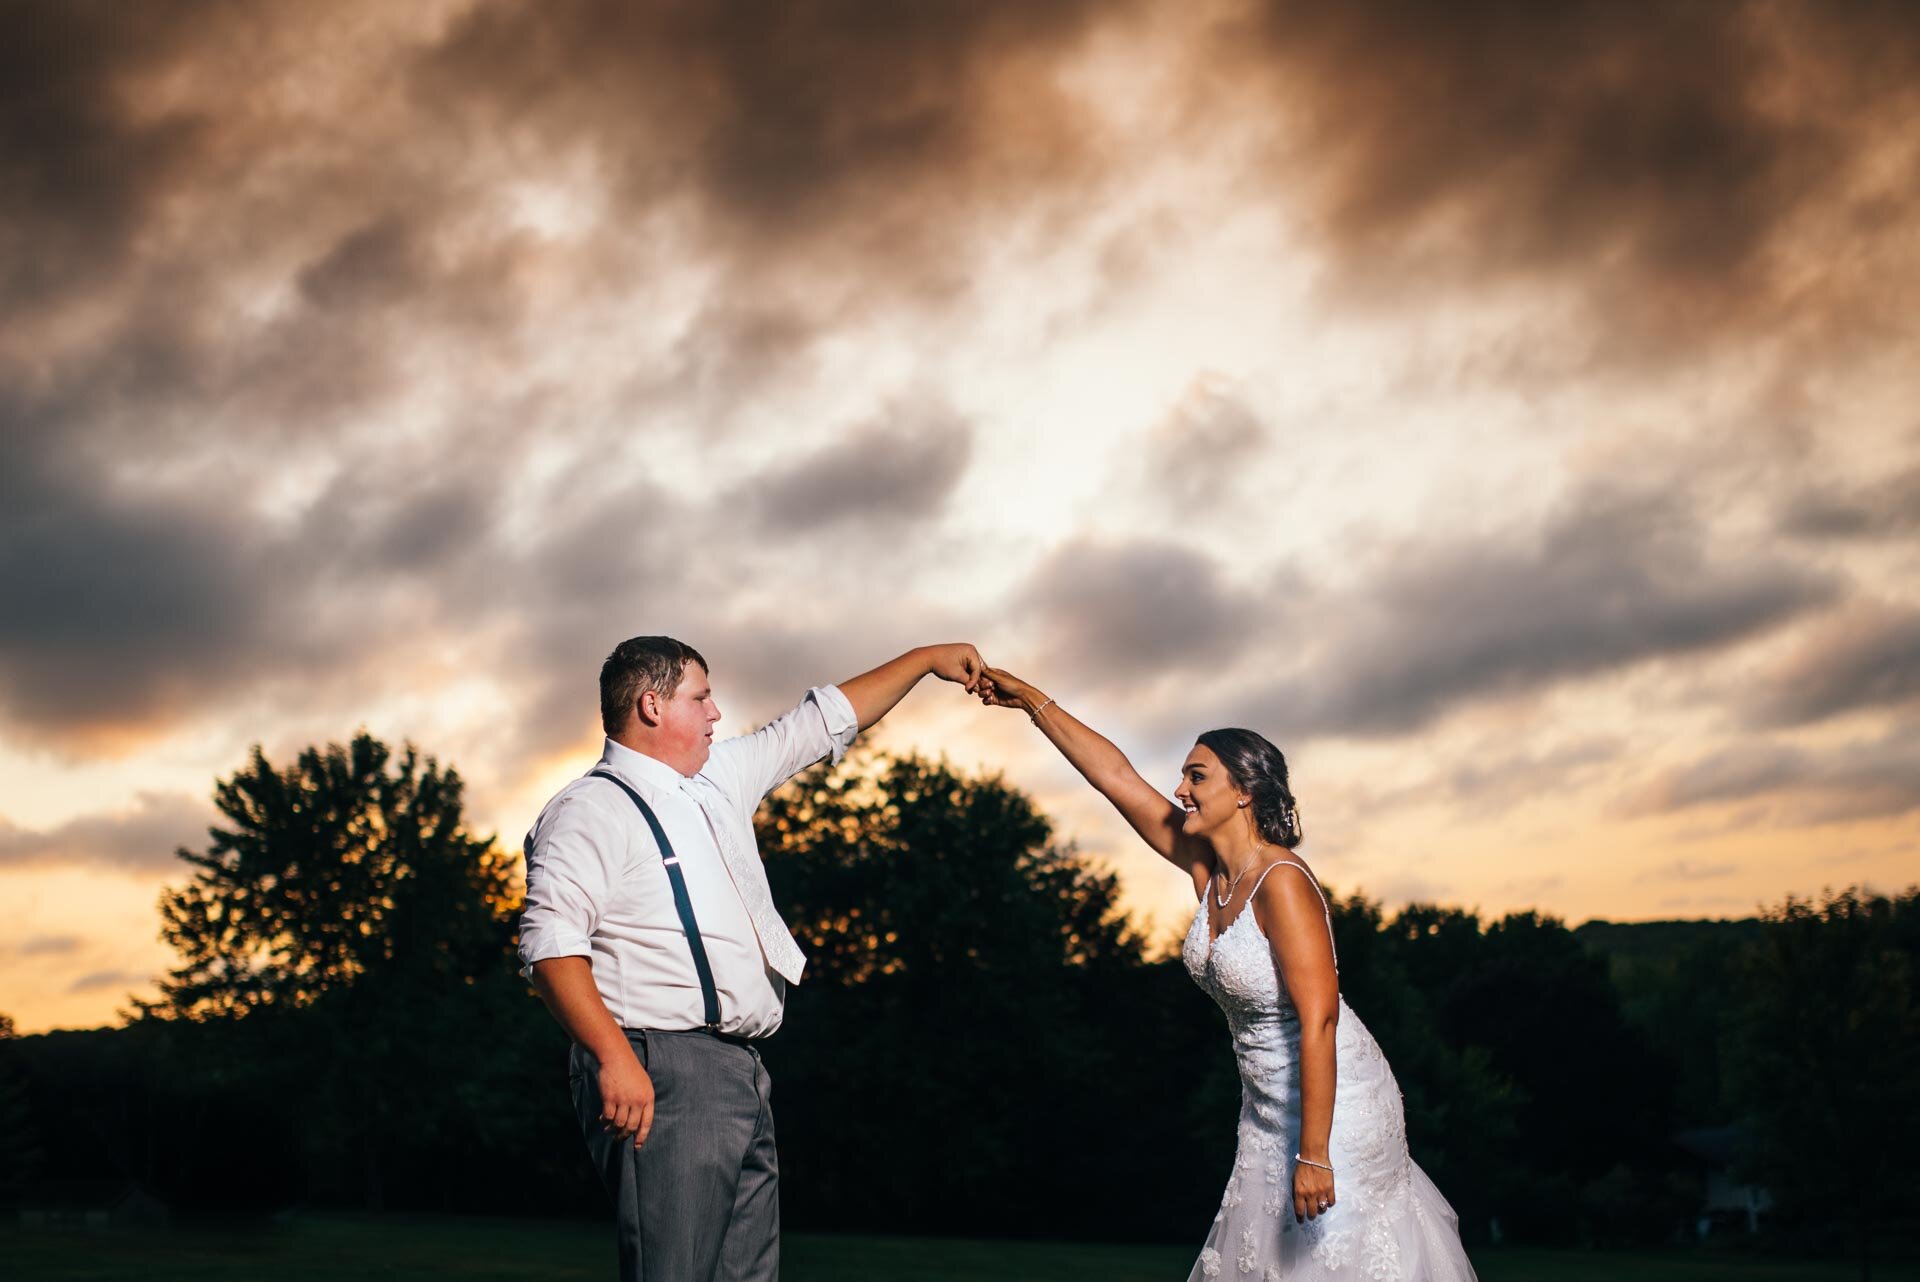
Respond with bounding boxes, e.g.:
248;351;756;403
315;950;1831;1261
1673;1126;1772;1236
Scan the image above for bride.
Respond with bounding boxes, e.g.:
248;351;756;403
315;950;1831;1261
977;667;1476;1281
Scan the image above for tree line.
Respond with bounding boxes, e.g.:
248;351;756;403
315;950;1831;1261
3;733;1915;1267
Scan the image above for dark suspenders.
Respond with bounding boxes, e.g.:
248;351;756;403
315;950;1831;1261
588;769;722;1030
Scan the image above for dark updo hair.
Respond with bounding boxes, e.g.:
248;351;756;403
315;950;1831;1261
1195;728;1303;848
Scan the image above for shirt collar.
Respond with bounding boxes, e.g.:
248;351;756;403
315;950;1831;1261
597;737;691;796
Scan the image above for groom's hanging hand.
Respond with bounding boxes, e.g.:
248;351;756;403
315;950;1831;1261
839;643;987;731
595;1052;656;1148
531;956;655;1148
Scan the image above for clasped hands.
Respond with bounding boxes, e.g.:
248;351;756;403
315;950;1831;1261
926;647;1049;718
918;646;1047;718
922;642;989;693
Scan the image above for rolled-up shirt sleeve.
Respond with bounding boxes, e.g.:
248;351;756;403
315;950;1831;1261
516;792;622;978
703;684;860;818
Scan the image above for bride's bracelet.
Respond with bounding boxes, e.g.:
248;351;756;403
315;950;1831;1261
1029;697;1055;725
1294;1155;1335;1173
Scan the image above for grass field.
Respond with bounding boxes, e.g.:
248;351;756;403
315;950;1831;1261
6;1212;1913;1282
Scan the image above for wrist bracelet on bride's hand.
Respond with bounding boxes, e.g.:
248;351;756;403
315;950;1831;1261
1029;697;1055;725
1295;1155;1335;1173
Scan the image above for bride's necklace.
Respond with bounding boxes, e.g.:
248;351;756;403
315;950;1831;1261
1212;842;1273;908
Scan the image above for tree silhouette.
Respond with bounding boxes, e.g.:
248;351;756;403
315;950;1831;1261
761;750;1143;984
1730;887;1920;1281
143;732;524;1209
1330;896;1520;1244
0;1014;46;1204
149;733;515;1019
1425;909;1676;1242
756;751;1172;1236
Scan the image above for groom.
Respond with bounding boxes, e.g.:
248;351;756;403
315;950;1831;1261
518;635;985;1281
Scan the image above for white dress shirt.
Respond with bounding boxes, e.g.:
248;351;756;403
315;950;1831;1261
517;684;859;1037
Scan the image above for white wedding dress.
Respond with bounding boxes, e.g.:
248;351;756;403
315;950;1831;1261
1180;860;1477;1281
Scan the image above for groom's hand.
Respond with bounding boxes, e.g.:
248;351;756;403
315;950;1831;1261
925;643;986;693
599;1052;656;1150
842;644;988;731
529;959;657;1149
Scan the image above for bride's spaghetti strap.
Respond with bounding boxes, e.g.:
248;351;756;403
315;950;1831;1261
1242;857;1293;903
1255;858;1339;971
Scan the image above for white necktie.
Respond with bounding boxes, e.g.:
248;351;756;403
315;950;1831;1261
693;796;807;984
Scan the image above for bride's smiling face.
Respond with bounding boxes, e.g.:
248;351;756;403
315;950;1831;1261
1174;744;1246;838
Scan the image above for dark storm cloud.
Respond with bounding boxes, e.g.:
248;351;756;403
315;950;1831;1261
701;617;910;720
1017;539;1265;689
1234;0;1920;339
0;0;1108;758
1650;860;1740;882
1643;726;1920;822
652;302;826;427
496;416;991;766
743;409;974;532
467;473;699;764
0;20;575;752
68;970;147;994
406;0;1920;341
0;0;216;310
412;0;1125;287
0;406;279;742
0;1;562;747
1440;736;1623;813
1016;487;1834;738
295;460;501;578
1779;465;1920;542
1345;733;1627;822
297;216;433;312
1243;487;1835;738
0;380;519;746
0;792;209;870
1753;606;1920;727
16;935;84;957
1;0;1906;859
1138;382;1270;516
0;4;454;432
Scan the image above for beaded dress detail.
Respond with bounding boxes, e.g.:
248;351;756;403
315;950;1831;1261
1180;860;1477;1281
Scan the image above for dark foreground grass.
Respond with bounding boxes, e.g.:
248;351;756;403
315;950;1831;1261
6;1212;1915;1282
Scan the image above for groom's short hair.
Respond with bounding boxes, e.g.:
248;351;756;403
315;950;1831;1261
601;636;709;735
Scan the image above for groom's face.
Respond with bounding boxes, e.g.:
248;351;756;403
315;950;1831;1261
653;661;722;775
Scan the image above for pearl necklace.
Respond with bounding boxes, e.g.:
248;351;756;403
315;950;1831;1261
1212;843;1274;908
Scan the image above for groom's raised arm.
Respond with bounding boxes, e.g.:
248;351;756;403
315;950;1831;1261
701;644;985;816
838;643;984;731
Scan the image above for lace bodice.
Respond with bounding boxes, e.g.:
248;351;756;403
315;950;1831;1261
1181;859;1337;1027
1176;856;1477;1281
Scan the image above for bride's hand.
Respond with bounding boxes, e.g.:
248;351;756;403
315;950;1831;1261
1293;1161;1336;1224
977;666;1040;711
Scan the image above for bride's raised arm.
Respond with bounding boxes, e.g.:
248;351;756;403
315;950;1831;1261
978;667;1211;895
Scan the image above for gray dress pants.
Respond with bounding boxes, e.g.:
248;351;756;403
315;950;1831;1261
570;1029;780;1282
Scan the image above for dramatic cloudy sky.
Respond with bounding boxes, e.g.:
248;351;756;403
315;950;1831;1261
5;0;1917;1031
